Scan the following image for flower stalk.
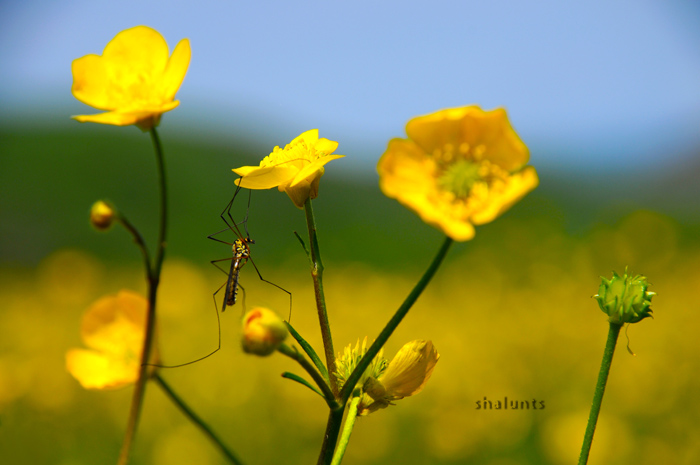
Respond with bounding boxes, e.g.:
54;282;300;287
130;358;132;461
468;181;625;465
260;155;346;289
578;322;622;465
153;373;243;465
304;199;338;396
340;236;453;405
117;128;168;465
330;395;361;465
277;343;338;409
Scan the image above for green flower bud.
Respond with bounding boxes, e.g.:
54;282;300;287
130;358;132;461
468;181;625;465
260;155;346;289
594;269;655;324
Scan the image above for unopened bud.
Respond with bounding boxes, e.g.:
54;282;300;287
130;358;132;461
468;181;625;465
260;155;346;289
90;201;115;231
594;268;655;324
241;307;287;356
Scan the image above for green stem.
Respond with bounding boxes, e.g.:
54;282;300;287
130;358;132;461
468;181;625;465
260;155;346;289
317;408;345;465
330;396;361;465
578;322;622;465
153;373;243;465
304;199;338;396
339;236;453;405
116;214;151;283
286;321;330;383
150;127;168;277
117;127;168;465
278;343;338;409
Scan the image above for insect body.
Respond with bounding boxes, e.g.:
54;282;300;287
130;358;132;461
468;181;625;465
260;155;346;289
223;237;253;310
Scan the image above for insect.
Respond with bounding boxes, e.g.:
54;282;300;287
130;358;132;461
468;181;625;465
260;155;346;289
150;181;292;369
208;182;292;317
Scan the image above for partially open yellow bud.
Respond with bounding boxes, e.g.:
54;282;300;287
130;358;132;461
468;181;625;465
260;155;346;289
358;340;439;415
241;307;288;356
90;200;115;231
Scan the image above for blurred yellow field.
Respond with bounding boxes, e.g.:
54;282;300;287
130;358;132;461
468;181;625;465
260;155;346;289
2;209;697;464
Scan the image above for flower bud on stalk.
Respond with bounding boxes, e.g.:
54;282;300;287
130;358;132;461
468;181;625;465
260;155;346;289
594;269;655;324
241;307;288;356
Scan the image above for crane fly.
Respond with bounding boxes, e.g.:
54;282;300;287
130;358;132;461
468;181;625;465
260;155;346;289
148;180;291;369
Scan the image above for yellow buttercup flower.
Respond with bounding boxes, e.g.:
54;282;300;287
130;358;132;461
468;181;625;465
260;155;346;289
378;106;538;241
71;25;191;130
358;340;439;415
66;290;156;389
232;129;344;208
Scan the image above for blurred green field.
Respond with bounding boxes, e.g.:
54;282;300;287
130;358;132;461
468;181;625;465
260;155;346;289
1;123;700;464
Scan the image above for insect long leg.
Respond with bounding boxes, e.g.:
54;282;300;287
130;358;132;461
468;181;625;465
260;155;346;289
220;182;250;241
141;274;224;369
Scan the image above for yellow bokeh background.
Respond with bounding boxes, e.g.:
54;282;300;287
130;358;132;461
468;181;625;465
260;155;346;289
2;208;699;464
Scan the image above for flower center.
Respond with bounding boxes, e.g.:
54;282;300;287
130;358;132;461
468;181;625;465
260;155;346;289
438;159;484;198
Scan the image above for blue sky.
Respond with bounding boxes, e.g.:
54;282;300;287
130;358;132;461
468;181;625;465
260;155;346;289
1;0;699;173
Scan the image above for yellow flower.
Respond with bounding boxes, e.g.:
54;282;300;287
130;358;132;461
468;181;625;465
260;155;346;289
66;290;155;389
241;307;288;356
232;129;344;208
71;25;191;130
377;106;538;241
358;340;439;415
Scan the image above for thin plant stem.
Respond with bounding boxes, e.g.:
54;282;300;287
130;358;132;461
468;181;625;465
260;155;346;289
116;214;151;282
340;236;453;404
286;321;330;383
117;127;168;465
304;199;338;396
278;343;338;409
153;373;244;465
330;395;361;465
578;322;622;465
150;127;168;277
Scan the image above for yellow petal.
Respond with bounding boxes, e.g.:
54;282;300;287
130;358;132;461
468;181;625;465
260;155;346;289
102;25;170;80
315;138;339;154
290;155;345;187
406;106;529;171
72;102;179;126
406;106;480;153
81;290;147;353
285;178;313;209
291;129;319;145
470;166;539;224
234;165;300;189
160;38;191;101
380;340;439;398
71;54;113;110
429;213;476;241
66;348;138;390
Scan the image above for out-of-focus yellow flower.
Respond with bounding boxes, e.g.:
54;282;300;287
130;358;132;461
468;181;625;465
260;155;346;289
232;129;344;208
241;307;288;356
378;106;538;241
90;200;115;231
66;290;155;390
71;25;191;130
358;340;439;415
